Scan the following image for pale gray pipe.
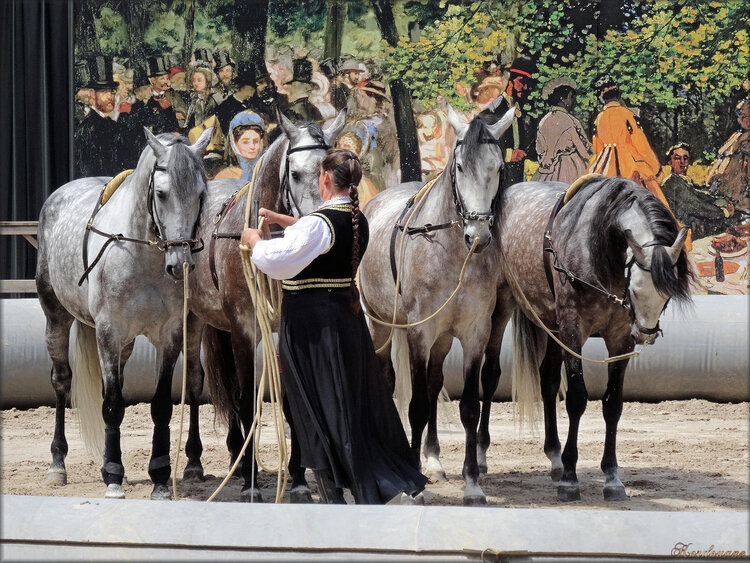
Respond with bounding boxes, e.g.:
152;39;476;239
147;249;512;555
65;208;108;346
1;295;747;409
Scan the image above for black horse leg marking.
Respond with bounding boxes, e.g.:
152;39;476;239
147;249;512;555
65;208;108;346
540;339;564;481
98;329;127;498
232;332;262;503
183;314;205;482
284;394;313;503
558;340;587;502
460;356;485;506
148;342;180;500
406;338;429;467
478;352;500;475
601;351;630;501
38;281;74;486
423;335;451;481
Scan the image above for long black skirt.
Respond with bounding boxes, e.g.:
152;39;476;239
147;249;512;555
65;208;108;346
279;288;427;504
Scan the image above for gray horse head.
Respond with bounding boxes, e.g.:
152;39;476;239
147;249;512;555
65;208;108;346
623;227;689;345
276;108;346;217
446;105;515;251
143;127;212;280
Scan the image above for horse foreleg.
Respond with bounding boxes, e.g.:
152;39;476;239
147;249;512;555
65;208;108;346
371;323;395;394
558;330;587;502
148;340;181;500
183;313;205;482
423;335;451;482
540;339;564;481
97;331;128;499
232;333;262;503
601;340;631;501
406;338;430;470
460;355;485;506
39;285;74;487
283;394;313;503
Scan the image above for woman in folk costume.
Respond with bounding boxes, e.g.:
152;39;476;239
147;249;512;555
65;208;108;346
533;76;592;183
242;149;427;505
588;76;691;249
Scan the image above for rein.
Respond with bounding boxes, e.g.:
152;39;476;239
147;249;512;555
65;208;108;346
78;163;204;287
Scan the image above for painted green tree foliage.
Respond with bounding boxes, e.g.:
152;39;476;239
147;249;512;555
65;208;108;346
383;0;748;160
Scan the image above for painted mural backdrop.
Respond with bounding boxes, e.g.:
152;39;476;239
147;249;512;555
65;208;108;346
73;0;749;295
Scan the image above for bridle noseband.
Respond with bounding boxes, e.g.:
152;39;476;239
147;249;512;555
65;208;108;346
448;138;504;227
623;240;666;337
281;141;330;217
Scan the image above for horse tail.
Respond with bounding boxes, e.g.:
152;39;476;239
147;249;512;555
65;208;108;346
391;328;412;425
511;308;545;430
70;320;105;458
202;325;238;428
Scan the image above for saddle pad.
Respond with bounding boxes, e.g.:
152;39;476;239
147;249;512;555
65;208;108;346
563;173;603;204
101;169;134;204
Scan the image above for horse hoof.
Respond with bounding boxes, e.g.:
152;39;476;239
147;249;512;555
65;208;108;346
150;484;172;501
44;469;67;487
289;486;313;504
603;485;628;501
463;495;487;507
424;457;447;482
104;483;125;499
182;464;205;482
557;483;581;502
550;466;564;482
240;487;263;503
427;469;447;482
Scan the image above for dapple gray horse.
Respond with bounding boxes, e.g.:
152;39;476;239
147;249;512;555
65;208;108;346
358;106;515;505
479;177;692;501
36;128;212;500
185;110;346;502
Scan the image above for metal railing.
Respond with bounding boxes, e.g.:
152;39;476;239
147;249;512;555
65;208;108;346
0;221;38;293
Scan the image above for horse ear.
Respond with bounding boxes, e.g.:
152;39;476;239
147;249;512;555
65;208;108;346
446;104;469;139
190;126;214;156
486;107;516;140
623;229;648;265
323;109;346;146
275;106;298;141
667;227;689;265
143;127;166;159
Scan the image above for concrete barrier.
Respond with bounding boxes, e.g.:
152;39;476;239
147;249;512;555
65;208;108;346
1;295;747;409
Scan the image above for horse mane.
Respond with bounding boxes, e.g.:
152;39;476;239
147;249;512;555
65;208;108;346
572;177;693;301
156;134;206;200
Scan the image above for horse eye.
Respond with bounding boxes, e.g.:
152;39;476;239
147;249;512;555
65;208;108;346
456;163;463;173
156;190;167;200
291;171;300;181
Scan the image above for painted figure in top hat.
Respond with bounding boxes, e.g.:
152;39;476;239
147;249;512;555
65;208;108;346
145;55;180;134
479;56;538;187
213;48;236;103
533;76;592;183
285;58;324;124
74;55;126;177
117;64;153;167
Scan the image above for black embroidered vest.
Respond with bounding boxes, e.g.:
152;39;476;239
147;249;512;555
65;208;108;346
282;203;369;291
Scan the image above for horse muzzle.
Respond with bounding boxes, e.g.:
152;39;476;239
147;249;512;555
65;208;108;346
165;247;195;280
631;319;661;345
463;221;493;252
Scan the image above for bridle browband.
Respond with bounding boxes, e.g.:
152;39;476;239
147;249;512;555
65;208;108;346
280;141;330;217
78;160;205;286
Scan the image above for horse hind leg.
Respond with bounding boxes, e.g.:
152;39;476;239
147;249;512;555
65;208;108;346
232;333;262;503
540;339;564;482
558;335;588;502
38;281;74;487
423;335;451;482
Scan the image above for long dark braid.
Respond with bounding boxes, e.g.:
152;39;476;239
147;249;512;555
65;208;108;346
321;148;363;313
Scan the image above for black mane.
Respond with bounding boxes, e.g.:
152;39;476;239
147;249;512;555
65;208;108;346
457;118;503;177
568;177;693;301
160;134;206;199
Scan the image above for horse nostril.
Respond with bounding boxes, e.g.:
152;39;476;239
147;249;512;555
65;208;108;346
166;265;174;277
465;234;471;246
189;262;195;273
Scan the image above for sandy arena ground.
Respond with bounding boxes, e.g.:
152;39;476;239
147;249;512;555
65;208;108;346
1;399;747;510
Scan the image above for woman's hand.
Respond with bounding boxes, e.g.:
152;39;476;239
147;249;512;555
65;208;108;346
241;228;263;249
258;207;298;228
